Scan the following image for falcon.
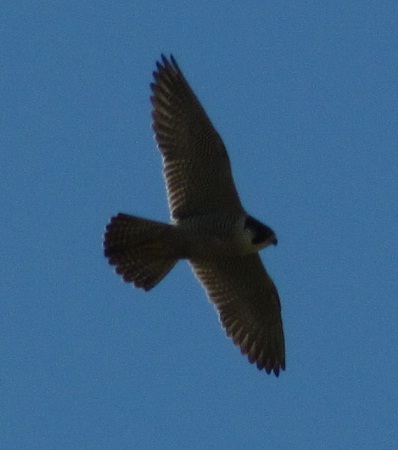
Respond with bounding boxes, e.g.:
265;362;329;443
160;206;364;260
104;55;285;376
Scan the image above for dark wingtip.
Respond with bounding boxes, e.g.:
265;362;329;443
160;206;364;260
169;54;178;67
261;359;285;377
160;53;167;66
156;53;179;72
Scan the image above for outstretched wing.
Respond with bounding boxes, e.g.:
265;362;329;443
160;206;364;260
151;55;243;220
190;254;285;376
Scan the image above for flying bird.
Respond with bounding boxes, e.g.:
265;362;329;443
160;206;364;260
104;55;285;376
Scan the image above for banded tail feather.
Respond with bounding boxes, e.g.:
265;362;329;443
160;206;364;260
104;213;179;291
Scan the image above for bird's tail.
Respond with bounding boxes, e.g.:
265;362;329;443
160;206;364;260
103;213;180;291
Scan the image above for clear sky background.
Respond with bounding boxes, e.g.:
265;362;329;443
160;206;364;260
2;2;397;449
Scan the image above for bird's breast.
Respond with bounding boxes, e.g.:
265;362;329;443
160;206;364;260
173;213;254;259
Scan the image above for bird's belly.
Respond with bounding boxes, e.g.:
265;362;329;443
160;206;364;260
174;214;252;259
179;233;249;260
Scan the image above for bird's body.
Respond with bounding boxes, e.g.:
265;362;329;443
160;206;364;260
176;213;275;258
104;55;285;376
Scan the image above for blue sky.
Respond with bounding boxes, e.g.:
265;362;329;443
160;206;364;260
2;1;397;449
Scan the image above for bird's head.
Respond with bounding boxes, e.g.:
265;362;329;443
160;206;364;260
243;215;277;251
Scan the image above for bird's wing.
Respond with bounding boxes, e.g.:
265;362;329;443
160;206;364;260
151;55;243;220
190;253;285;376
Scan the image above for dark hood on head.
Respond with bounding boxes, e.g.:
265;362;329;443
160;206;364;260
244;215;277;246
